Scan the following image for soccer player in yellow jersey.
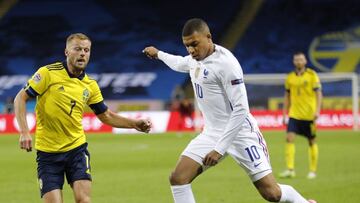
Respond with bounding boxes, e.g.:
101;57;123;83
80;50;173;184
14;33;152;203
280;52;322;179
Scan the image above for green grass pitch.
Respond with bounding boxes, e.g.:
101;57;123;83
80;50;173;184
0;130;359;202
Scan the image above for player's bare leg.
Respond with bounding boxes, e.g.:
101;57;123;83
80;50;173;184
71;180;91;203
254;173;314;202
254;173;282;201
169;155;203;203
43;189;63;203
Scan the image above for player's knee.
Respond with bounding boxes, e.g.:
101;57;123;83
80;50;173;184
286;136;295;143
169;171;190;185
75;195;91;203
308;139;316;146
259;186;281;202
286;133;296;142
76;198;91;203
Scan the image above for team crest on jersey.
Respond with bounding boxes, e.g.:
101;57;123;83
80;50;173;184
195;67;201;78
32;73;41;83
203;69;209;78
83;89;90;102
303;80;308;86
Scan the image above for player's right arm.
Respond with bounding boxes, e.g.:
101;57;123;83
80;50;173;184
14;88;32;152
283;91;290;125
283;75;291;125
14;67;50;152
143;46;190;73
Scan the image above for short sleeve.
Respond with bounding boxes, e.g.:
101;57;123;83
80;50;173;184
24;67;50;97
284;75;290;91
312;73;321;91
87;80;104;105
87;81;108;114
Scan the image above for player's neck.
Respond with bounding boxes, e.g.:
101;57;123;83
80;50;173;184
67;63;84;77
295;67;306;75
205;44;215;59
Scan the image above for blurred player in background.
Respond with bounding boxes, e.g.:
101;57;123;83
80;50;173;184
3;96;14;114
280;52;322;179
14;33;151;203
143;18;316;203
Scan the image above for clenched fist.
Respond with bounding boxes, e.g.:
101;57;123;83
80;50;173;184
143;46;159;59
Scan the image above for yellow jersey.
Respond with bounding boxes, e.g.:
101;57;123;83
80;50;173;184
285;68;321;121
24;62;107;152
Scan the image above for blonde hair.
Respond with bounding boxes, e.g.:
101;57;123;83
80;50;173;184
66;33;91;45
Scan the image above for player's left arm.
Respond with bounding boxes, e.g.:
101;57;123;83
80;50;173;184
88;81;151;133
204;61;249;166
313;73;322;120
96;109;151;133
314;89;322;120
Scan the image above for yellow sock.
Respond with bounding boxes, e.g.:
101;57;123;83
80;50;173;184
285;143;295;170
309;143;318;172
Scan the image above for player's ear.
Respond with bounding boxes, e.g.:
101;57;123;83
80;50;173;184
64;49;68;57
207;33;212;43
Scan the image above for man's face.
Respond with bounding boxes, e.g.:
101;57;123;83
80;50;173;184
182;31;211;61
65;38;91;71
293;54;307;69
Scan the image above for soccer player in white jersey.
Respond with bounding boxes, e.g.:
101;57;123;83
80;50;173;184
143;18;316;203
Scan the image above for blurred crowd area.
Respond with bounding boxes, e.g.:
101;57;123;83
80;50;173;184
0;0;359;112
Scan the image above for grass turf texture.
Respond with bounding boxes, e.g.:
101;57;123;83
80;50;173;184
0;130;359;202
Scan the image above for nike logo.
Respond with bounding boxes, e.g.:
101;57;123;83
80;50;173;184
254;162;262;168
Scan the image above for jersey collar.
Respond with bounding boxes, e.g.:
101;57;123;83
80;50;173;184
63;61;86;80
294;67;308;76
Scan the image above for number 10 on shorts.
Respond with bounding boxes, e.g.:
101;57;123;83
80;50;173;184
245;145;260;162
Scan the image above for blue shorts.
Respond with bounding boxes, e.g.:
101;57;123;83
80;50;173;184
287;117;316;139
36;143;91;197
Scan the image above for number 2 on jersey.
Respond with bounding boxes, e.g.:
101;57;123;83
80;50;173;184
69;100;76;115
194;83;203;98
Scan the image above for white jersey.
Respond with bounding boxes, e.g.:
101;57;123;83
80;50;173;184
158;44;259;155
